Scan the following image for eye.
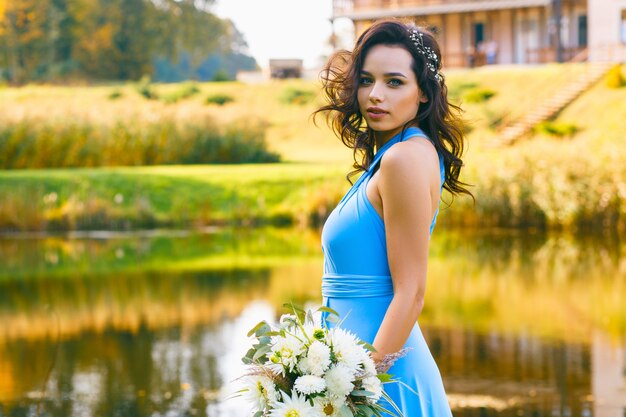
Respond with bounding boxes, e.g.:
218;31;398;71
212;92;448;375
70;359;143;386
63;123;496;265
388;78;403;87
359;76;372;85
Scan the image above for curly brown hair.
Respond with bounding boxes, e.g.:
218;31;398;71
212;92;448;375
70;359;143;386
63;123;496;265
313;19;474;202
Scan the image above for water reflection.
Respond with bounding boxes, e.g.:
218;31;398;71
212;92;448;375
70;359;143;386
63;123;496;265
592;331;626;417
0;228;624;417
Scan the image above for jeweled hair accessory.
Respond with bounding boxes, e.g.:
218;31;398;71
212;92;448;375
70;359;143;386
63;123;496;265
408;28;442;82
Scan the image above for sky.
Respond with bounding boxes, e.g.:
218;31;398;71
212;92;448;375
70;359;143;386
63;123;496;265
213;0;353;69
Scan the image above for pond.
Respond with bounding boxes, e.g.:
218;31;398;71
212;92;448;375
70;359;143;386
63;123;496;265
0;227;624;417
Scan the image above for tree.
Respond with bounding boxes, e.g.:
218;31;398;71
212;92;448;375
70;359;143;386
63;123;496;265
0;0;254;83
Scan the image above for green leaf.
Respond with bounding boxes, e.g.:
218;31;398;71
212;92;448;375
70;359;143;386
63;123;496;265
339;405;354;417
370;403;391;417
395;379;420;398
356;404;375;417
376;373;392;383
252;345;272;362
380;391;405;417
260;331;281;337
247;320;270;337
283;302;306;324
283;302;305;314
253;411;263;417
358;340;377;352
241;347;256;364
255;323;272;337
316;306;340;317
305;309;314;325
258;336;272;345
350;389;375;397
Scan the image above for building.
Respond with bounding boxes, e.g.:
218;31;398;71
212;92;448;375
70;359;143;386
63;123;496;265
332;0;626;66
269;59;304;79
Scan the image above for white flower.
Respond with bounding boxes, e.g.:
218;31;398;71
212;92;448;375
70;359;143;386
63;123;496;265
269;390;317;417
362;376;382;401
357;348;377;377
266;359;287;377
242;375;279;411
324;364;355;400
330;328;364;372
302;340;331;376
294;375;326;395
269;332;306;373
303;323;327;342
313;396;343;417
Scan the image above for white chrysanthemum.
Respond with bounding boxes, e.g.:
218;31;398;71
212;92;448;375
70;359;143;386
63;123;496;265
266;358;287;377
269;390;317;417
242;375;279;411
324;364;355;399
330;328;364;372
297;355;311;374
304;340;331;376
303;323;327;342
362;376;382;401
313;396;343;417
270;332;306;372
357;348;377;376
294;375;326;395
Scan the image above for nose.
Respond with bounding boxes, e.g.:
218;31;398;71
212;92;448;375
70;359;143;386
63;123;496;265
368;81;384;103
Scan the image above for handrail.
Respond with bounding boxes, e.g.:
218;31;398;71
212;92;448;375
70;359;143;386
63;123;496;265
333;0;550;15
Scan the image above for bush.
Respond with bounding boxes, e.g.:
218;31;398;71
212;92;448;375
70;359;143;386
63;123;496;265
462;87;496;103
135;75;158;100
448;82;479;99
534;121;578;137
108;89;123;100
212;69;231;82
161;82;201;104
0;118;280;168
485;108;506;129
280;87;316;105
605;65;625;89
205;93;235;106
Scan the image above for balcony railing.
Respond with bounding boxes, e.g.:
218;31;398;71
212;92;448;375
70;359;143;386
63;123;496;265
526;47;586;64
333;0;553;18
334;0;477;15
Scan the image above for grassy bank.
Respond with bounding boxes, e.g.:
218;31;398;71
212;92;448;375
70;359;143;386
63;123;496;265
0;163;348;231
0;151;624;232
0;64;625;231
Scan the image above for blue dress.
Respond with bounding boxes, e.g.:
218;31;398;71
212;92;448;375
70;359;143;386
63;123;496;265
320;126;452;417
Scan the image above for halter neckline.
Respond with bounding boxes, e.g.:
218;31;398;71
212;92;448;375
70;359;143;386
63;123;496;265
368;126;423;172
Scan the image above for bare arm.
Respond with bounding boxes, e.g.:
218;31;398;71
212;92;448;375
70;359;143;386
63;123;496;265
370;140;440;366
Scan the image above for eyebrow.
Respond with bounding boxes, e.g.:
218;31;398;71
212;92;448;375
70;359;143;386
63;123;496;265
360;70;408;78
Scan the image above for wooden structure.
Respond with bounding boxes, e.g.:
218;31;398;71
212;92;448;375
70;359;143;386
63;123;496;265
332;0;626;66
269;59;304;79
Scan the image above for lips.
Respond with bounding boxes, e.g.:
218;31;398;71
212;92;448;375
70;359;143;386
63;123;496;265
367;107;387;114
366;106;388;120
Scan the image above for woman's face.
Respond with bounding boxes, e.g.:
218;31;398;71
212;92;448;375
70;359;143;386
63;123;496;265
357;44;427;144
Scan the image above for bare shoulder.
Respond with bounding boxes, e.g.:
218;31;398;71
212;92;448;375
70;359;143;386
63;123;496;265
378;137;439;179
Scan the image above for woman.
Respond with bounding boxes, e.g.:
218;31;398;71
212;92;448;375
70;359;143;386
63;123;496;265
314;19;473;416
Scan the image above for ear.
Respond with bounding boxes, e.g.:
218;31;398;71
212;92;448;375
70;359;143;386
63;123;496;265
419;93;428;103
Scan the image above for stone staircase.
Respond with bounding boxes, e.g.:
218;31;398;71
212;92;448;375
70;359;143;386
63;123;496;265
486;61;614;147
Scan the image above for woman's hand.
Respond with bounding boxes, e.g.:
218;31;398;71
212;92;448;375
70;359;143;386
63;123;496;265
371;347;411;374
370;350;392;374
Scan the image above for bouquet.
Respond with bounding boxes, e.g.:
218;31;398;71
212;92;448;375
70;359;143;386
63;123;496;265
232;303;410;417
